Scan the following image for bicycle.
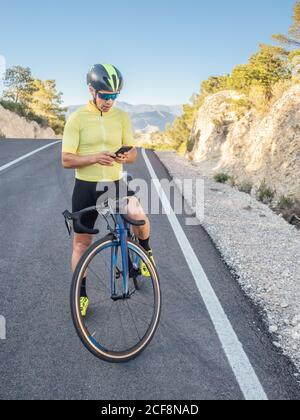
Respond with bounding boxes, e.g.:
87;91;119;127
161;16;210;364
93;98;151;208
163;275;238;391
63;197;161;363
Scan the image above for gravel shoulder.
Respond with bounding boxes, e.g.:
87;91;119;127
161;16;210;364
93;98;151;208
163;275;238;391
156;151;300;374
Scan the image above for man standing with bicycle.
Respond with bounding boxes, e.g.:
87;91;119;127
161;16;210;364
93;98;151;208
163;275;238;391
62;64;155;316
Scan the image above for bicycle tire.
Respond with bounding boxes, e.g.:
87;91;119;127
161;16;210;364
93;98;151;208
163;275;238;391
70;236;161;363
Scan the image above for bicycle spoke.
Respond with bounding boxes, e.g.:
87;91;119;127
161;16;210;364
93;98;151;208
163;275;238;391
125;300;142;341
86;282;108;295
131;292;155;308
123;303;151;327
92;302;114;346
102;303;119;350
116;302;129;349
88;266;110;293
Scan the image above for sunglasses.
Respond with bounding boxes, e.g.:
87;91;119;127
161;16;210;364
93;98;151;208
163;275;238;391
97;92;119;101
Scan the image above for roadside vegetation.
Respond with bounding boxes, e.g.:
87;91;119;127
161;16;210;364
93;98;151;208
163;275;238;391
256;181;276;204
275;198;300;228
214;173;230;184
152;1;300;154
0;66;66;134
212;173;300;229
238;182;253;195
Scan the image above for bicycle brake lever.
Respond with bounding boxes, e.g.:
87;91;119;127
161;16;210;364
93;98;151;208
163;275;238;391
63;211;73;237
65;219;72;236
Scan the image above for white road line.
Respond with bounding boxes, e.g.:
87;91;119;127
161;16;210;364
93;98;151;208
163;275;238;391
142;148;268;401
0;141;60;173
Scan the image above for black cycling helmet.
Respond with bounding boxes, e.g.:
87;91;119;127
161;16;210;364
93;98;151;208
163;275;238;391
87;64;124;93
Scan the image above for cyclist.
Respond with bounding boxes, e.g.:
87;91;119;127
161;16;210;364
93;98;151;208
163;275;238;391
62;63;155;316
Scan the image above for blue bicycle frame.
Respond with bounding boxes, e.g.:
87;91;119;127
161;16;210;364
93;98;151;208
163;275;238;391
110;214;140;299
63;205;143;300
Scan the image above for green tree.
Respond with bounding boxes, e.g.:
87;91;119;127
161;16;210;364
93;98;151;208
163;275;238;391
3;66;35;105
1;65;66;134
226;45;291;97
273;0;300;48
161;99;200;154
29;79;66;133
201;75;231;96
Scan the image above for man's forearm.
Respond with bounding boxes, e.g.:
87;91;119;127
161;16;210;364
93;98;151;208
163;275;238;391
62;153;96;169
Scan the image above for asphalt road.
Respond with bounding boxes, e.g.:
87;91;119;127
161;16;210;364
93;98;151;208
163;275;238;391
0;139;299;400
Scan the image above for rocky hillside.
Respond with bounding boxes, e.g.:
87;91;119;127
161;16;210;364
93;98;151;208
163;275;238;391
188;86;300;200
0;105;57;139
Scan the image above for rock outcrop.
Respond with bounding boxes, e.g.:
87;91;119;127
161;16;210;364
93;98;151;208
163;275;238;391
188;86;300;200
0;105;57;139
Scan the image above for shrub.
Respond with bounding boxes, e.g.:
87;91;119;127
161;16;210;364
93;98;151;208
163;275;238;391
238;182;253;194
248;85;269;114
176;141;187;155
154;143;176;151
212;119;225;130
187;132;197;153
26;112;49;127
271;79;294;104
214;173;230;184
201;75;231;96
274;198;300;229
278;195;293;209
0;99;27;117
0;99;52;130
227;97;252;119
229;176;236;187
256;181;276;204
0;129;6;139
212;117;232;134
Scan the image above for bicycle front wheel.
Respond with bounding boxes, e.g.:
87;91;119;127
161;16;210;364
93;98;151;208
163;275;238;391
71;236;161;363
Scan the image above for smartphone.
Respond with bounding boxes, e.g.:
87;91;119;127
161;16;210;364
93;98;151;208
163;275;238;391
115;146;133;156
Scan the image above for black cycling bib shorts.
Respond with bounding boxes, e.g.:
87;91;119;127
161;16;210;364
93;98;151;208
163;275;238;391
72;179;135;234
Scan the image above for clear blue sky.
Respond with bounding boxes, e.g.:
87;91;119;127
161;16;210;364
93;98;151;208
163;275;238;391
0;0;295;106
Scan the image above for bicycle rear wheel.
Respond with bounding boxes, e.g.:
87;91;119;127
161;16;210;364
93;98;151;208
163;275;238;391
71;236;161;363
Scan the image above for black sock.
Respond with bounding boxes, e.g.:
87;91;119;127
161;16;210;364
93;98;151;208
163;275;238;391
81;277;87;298
139;237;151;252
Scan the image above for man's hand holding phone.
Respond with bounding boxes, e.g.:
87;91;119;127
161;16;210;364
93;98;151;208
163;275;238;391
93;147;133;166
94;152;116;166
114;146;133;164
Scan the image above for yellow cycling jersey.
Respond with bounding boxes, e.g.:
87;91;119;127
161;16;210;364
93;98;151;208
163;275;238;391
62;101;135;182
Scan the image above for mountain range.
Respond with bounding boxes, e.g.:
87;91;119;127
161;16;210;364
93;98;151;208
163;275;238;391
66;102;183;133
